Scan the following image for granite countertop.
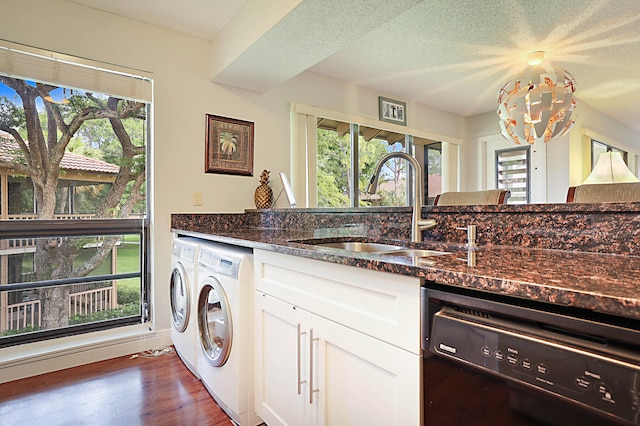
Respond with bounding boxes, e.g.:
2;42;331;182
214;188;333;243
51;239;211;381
172;226;640;322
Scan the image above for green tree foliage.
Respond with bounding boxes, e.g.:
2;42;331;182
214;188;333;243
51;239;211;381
358;137;395;206
317;127;410;207
74;115;147;214
373;141;408;207
426;144;442;175
317;128;351;207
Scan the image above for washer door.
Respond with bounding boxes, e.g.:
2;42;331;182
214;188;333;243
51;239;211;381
170;262;190;332
197;277;232;367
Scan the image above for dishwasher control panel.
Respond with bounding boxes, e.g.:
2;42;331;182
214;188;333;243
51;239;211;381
429;307;640;425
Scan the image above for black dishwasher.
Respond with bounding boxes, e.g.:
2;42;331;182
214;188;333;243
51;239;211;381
422;285;640;425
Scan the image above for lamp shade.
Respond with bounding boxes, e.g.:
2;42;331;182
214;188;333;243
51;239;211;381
497;63;577;145
583;152;640;184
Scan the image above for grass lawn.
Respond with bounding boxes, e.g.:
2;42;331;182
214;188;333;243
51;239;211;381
116;237;141;294
74;235;141;294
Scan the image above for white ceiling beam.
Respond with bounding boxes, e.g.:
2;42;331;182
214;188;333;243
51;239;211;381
210;0;424;93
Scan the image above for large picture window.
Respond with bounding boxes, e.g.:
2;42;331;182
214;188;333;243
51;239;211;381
0;42;151;346
316;117;423;208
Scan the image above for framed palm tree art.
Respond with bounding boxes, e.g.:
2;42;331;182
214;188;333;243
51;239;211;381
205;114;254;176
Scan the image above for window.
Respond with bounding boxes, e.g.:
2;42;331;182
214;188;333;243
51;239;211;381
0;42;151;346
316;117;421;208
316;120;351;208
592;139;627;169
424;142;442;205
496;147;529;204
358;125;408;207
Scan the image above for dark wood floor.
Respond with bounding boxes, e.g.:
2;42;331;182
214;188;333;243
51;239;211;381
0;349;234;425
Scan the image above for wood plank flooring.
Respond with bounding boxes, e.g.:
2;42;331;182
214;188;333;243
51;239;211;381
0;348;234;425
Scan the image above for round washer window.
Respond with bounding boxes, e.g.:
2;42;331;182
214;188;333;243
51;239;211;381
170;263;190;332
197;277;232;367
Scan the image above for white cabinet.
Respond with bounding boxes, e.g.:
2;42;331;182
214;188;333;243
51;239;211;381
255;292;309;426
254;250;422;426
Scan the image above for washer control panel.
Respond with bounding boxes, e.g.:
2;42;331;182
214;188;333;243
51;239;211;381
198;247;241;278
429;308;640;425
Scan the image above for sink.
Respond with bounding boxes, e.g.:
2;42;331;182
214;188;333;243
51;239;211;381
293;239;452;258
378;249;451;258
311;241;406;253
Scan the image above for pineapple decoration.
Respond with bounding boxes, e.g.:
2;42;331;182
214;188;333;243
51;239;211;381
254;169;273;209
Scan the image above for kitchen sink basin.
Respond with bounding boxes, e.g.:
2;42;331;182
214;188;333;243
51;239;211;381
294;239;452;258
378;249;451;258
311;241;406;252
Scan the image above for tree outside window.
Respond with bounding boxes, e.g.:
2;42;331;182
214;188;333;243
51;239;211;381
0;75;147;338
316;119;413;208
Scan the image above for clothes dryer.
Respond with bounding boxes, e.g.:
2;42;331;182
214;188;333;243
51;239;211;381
169;235;201;378
195;241;261;425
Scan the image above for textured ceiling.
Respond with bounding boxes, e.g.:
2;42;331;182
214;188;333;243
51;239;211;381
69;0;640;133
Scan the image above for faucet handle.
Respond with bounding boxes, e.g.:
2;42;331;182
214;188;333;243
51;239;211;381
455;225;477;248
418;219;437;230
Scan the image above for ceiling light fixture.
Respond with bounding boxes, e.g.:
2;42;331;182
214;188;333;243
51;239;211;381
497;51;577;145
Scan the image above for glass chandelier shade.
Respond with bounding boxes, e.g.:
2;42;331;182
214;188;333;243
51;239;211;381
497;63;577;145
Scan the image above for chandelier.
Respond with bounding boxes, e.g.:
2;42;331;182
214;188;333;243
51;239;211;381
497;51;577;145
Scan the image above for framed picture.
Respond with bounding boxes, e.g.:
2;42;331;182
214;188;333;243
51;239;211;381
205;114;254;176
378;96;407;126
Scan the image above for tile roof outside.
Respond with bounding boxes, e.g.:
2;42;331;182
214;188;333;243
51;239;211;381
0;133;119;175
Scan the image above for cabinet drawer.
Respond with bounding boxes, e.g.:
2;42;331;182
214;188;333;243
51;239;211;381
254;249;421;354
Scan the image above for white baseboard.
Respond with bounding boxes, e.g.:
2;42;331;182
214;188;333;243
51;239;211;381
0;325;172;384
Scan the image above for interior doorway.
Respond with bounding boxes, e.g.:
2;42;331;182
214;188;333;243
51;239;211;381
478;134;547;204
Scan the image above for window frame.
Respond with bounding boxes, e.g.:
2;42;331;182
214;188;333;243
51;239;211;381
315;118;417;208
0;218;148;347
0;41;152;347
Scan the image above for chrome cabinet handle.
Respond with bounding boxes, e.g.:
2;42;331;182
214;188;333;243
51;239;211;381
297;323;307;395
309;328;319;404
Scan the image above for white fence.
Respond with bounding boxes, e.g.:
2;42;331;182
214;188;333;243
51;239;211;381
2;284;117;333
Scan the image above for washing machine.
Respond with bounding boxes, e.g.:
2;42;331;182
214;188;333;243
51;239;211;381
195;241;261;426
169;235;201;378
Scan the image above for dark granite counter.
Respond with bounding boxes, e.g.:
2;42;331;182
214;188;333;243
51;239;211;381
172;208;640;322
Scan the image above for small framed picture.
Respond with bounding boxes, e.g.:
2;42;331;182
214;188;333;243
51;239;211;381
378;96;407;126
205;114;254;176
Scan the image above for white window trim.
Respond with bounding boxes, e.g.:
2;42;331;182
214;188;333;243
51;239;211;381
291;103;462;145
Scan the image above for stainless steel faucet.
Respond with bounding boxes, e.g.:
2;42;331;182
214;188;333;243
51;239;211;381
366;152;437;242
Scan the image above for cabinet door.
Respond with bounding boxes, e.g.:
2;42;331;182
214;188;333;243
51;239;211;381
312;315;423;426
255;290;422;426
255;291;311;426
